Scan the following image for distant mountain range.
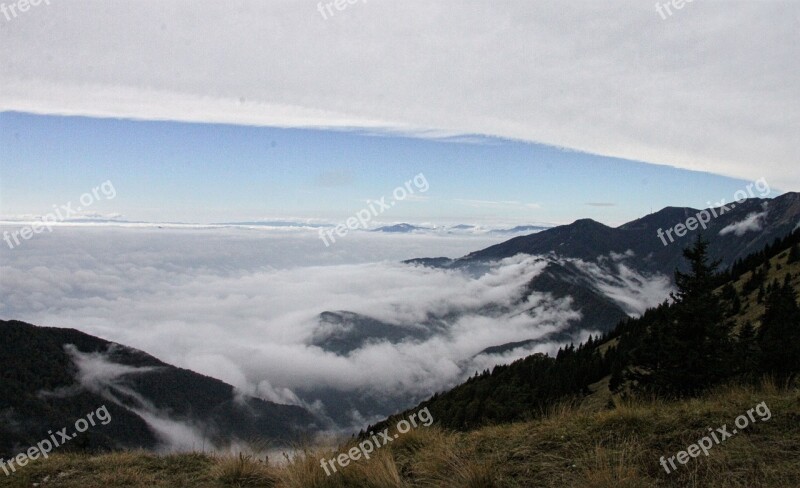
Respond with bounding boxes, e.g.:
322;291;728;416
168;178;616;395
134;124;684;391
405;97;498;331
0;321;316;457
0;218;553;235
371;223;551;234
416;193;800;275
489;224;551;235
396;192;800;353
372;223;430;233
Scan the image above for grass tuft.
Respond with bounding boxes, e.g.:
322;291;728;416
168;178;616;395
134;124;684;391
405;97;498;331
211;453;279;487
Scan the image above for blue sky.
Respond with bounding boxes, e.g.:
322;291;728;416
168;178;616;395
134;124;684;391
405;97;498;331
0;112;780;226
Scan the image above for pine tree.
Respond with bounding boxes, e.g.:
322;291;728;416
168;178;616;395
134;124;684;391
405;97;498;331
788;243;800;264
730;294;741;315
721;283;737;301
628;236;732;396
671;236;732;394
722;282;741;316
608;356;624;393
758;275;800;383
737;321;760;376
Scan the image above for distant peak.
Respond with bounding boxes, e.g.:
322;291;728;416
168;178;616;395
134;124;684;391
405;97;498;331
571;218;605;226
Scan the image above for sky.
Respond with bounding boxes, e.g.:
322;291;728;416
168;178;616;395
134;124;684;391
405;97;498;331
0;112;783;226
1;0;798;228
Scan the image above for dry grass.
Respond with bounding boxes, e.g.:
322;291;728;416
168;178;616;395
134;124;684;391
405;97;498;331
728;248;800;332
211;453;279;487
1;381;798;488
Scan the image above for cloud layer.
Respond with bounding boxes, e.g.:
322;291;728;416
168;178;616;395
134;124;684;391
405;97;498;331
1;1;797;188
719;209;769;237
1;227;671;429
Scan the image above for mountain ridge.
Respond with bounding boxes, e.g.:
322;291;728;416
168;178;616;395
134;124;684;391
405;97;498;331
0;321;316;457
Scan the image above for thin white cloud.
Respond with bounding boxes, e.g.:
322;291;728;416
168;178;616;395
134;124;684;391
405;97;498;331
0;1;796;188
569;252;673;316
66;345;215;452
719;210;768;237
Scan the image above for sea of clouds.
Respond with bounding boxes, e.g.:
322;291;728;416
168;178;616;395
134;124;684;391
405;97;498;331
0;225;672;441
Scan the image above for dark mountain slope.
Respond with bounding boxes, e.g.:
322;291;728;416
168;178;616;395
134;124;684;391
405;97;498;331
368;228;800;433
467;218;624;263
456;192;800;276
523;260;630;329
0;321;316;457
310;311;436;355
397;194;800;359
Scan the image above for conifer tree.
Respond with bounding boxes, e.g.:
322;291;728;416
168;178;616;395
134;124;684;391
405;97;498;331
758;275;800;382
737;321;760;376
628;236;732;396
788;243;800;264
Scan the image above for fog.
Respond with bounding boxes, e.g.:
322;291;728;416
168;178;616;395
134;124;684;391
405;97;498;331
0;225;672;431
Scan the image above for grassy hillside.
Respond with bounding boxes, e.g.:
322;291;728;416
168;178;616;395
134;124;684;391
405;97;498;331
1;380;797;487
725;245;800;332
